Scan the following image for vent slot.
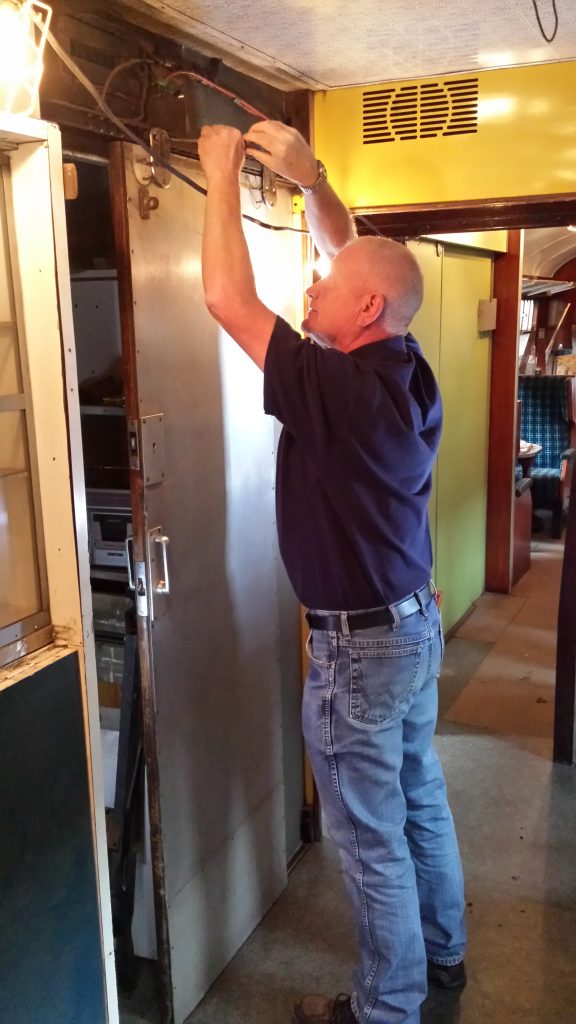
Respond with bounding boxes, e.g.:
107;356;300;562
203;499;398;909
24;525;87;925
363;77;478;144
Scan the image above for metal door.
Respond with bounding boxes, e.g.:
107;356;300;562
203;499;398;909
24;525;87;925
110;144;300;1024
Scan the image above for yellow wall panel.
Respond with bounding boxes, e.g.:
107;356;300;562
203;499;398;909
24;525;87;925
427;231;508;254
314;62;576;209
408;238;442;566
435;250;493;632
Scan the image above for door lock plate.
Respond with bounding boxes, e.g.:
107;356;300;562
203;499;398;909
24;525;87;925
141;413;165;486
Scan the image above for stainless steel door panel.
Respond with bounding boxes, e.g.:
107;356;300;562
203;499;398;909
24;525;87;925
118;148;300;1022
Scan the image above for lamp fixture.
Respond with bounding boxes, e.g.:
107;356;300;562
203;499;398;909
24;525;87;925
0;0;52;117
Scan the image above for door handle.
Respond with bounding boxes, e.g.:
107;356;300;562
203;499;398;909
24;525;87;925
147;526;171;620
154;533;171;595
125;536;135;590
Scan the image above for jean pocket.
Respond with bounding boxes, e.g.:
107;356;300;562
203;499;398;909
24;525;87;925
306;631;332;667
348;637;425;726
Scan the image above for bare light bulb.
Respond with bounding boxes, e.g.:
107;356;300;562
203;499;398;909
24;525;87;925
0;2;31;88
0;0;52;116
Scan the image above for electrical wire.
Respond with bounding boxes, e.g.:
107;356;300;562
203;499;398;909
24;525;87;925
100;57;154;107
356;215;385;237
163;70;266;119
531;0;559;43
43;26;309;235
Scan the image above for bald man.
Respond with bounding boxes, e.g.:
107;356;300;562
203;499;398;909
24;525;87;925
198;122;466;1024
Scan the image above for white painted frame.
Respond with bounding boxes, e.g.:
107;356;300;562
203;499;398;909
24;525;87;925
0;112;118;1023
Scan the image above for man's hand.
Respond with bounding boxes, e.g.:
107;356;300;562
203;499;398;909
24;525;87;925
198;124;245;183
243;121;319;188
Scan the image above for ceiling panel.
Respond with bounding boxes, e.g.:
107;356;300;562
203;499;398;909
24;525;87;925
119;0;576;89
523;227;576;277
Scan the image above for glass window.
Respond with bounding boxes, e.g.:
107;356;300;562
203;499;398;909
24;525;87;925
0;160;49;658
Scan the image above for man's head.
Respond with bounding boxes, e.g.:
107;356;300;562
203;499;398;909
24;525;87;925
302;236;423;352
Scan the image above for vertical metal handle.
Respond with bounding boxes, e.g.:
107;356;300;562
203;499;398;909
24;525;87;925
125;536;135;590
154;534;170;594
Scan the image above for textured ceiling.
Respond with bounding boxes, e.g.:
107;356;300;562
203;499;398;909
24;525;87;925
118;0;576;89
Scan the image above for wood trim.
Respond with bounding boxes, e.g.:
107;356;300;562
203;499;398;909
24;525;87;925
108;142;174;1024
485;230;523;592
284;90;313;145
356;193;576;236
554;470;576;764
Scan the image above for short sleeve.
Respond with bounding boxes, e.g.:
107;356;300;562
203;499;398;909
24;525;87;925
263;315;362;450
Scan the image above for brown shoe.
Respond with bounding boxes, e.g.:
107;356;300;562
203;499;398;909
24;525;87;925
293;994;357;1024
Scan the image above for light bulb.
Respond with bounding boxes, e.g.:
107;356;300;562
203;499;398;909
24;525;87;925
0;2;31;88
0;0;52;116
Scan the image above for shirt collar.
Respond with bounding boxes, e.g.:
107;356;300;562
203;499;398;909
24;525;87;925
351;335;408;362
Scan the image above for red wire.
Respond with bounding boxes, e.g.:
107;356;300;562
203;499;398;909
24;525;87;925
165;70;266;119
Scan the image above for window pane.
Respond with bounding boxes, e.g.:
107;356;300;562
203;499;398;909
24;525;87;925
0;465;42;629
0;167;16;322
0;322;22;396
0;169;22;399
0;164;47;653
0;409;28;473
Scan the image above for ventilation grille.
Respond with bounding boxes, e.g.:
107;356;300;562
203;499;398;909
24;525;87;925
363;77;479;144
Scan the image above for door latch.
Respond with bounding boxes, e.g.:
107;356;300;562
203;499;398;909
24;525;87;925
126;538;149;618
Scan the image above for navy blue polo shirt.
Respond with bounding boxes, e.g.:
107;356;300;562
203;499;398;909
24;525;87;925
263;316;442;612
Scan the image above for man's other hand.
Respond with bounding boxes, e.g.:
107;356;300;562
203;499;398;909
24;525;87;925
243;121;318;188
198;125;245;183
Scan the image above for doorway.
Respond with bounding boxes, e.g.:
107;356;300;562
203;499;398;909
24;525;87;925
63;144;306;1024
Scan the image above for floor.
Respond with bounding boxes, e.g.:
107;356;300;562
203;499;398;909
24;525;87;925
121;537;576;1024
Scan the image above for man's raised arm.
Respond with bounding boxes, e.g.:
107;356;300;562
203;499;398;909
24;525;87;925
198;125;276;370
243;121;356;260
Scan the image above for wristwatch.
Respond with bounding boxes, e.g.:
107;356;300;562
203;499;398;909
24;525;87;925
300;160;327;195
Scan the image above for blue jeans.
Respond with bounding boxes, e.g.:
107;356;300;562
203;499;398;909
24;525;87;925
302;594;466;1024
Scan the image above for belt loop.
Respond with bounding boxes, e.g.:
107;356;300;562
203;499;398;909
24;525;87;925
340;611;350;637
390;604;400;631
414;589;424;612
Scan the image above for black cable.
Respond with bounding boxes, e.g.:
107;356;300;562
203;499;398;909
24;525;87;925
44;26;309;235
356;215;385;237
531;0;559;43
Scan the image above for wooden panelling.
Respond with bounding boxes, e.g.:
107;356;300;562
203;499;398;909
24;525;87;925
357;194;576;238
554;471;576;764
485;230;523;592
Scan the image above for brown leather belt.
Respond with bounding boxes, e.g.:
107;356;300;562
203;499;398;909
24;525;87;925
305;582;436;633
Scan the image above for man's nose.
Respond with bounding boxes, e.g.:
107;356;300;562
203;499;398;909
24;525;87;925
306;284;316;298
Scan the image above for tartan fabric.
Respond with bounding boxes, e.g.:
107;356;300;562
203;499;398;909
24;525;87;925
518;376;570;468
530;467;561;508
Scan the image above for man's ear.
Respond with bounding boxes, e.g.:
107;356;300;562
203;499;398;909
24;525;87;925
356;292;385;327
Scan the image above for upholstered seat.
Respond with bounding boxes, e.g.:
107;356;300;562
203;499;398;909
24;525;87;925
517;375;576;537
